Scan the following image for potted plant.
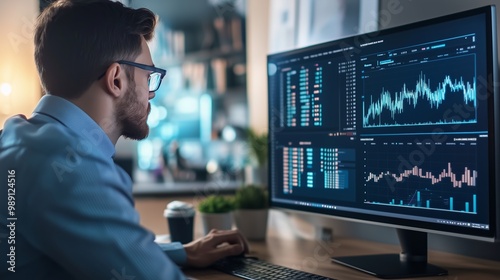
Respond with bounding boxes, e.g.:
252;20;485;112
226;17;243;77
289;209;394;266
246;129;268;185
198;195;235;235
233;185;269;240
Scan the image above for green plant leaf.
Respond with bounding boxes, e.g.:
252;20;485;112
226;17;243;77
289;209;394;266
247;128;268;167
198;195;235;213
234;185;268;209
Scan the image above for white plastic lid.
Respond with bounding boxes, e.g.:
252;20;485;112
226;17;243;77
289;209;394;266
163;200;196;218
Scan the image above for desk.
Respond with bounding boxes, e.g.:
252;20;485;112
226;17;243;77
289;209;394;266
183;236;500;280
135;196;500;280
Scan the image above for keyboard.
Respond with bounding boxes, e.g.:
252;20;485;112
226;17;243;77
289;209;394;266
212;256;336;280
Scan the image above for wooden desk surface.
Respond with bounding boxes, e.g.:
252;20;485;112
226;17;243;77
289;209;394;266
135;196;500;280
182;236;500;280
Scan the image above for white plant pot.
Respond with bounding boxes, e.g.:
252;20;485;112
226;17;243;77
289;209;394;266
200;212;233;235
234;209;269;240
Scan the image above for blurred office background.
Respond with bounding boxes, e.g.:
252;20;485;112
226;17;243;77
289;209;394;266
125;0;250;189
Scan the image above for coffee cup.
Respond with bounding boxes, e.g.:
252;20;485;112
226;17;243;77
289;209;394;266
163;201;196;244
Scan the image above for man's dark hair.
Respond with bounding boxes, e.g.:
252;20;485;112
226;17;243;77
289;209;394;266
34;0;157;98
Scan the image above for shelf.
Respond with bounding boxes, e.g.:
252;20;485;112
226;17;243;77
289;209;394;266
133;181;243;196
208;86;246;98
161;48;245;67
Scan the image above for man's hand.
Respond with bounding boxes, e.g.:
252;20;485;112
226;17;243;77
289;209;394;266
183;229;249;268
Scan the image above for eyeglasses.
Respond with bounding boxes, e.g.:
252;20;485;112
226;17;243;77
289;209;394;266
98;60;167;92
117;60;166;92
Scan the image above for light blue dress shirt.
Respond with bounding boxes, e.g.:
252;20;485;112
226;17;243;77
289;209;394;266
0;95;187;279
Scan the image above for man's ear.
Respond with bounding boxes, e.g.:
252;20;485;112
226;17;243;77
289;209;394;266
102;62;127;98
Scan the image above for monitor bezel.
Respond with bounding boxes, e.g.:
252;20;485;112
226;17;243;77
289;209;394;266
267;5;499;242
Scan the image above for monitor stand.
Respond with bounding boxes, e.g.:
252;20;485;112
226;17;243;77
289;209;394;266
332;229;448;279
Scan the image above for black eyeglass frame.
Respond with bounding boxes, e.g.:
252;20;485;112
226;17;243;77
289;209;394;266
118;60;166;92
97;60;167;92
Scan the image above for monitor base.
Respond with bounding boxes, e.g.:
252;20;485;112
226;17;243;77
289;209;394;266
332;254;447;279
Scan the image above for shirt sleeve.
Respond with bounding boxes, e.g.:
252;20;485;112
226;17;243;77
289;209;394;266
19;147;188;280
157;242;187;266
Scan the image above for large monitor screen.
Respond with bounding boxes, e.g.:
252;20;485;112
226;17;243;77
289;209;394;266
268;6;498;277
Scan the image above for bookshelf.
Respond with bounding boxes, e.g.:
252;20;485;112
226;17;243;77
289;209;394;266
131;1;248;185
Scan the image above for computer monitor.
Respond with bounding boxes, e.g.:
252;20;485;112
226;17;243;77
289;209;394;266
267;5;498;279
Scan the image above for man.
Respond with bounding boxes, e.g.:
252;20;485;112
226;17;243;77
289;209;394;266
0;0;248;279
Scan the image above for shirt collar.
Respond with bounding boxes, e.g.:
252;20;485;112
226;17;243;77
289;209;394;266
33;94;116;158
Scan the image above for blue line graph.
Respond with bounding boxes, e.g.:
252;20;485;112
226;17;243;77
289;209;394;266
362;55;476;128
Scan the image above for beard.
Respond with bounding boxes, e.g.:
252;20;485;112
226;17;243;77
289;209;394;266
116;80;150;140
